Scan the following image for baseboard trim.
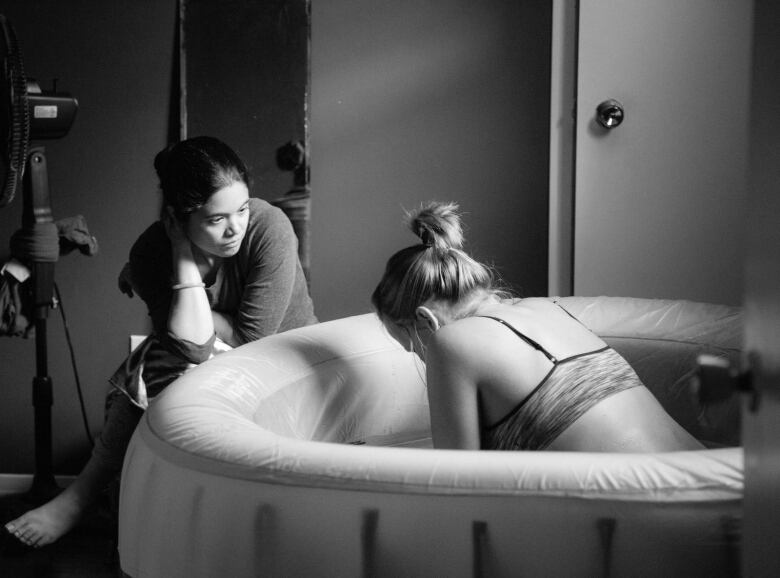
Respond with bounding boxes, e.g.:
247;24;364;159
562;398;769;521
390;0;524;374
0;473;76;496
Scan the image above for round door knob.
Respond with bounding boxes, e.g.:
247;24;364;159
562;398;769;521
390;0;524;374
596;99;625;129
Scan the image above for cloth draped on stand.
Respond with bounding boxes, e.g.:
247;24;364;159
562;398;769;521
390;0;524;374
0;214;98;337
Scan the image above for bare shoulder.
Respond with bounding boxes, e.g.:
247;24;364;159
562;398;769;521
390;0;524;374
483;297;605;354
503;297;583;326
509;297;560;312
429;316;499;356
427;318;502;384
429;319;478;355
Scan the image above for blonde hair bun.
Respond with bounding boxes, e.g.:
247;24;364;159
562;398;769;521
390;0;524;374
406;202;464;251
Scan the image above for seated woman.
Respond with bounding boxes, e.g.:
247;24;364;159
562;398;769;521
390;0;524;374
5;136;317;547
371;202;702;452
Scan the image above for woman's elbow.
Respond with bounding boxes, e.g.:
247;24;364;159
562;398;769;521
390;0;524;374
232;327;265;347
162;331;215;364
187;348;213;364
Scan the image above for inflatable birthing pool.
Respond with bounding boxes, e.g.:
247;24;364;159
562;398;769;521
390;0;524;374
118;296;743;578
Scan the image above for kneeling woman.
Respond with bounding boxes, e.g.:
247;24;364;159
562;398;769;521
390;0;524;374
372;202;701;452
5;136;316;547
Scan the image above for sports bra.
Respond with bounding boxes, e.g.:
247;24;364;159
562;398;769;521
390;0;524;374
479;315;644;451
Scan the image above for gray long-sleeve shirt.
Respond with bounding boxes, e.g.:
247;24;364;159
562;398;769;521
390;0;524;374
129;197;317;363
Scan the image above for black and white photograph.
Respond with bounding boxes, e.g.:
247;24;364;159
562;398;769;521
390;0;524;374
0;1;778;576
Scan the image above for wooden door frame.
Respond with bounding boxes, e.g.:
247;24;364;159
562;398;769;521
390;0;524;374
742;0;779;573
547;0;577;297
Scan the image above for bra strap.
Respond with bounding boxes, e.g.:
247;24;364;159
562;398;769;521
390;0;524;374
477;316;558;363
552;300;586;326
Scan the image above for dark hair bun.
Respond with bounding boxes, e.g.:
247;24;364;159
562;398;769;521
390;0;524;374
153;144;174;183
406;202;464;250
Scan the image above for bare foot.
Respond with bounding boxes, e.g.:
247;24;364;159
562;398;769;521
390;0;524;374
4;493;84;548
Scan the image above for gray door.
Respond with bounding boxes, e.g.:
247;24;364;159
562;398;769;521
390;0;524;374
572;0;752;305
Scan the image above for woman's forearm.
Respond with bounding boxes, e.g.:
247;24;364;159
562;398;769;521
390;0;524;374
212;311;239;347
167;244;215;345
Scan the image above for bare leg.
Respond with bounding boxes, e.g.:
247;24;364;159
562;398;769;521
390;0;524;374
4;391;142;548
4;455;115;548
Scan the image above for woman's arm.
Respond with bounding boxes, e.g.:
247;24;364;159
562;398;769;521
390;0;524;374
128;218;215;364
424;329;482;450
211;311;237;347
230;205;303;344
164;210;215;346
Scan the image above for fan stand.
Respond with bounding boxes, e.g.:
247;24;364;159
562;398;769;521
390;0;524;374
21;145;60;504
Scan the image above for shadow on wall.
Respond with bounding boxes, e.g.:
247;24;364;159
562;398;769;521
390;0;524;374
310;0;552;321
0;0;176;475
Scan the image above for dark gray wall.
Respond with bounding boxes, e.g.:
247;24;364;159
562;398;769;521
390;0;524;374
310;0;552;321
0;1;552;475
0;1;176;474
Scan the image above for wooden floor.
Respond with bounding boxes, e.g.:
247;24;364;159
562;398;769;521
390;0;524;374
0;491;121;578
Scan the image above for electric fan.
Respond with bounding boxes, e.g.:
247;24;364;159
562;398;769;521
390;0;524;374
1;14;79;502
0;14;28;209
